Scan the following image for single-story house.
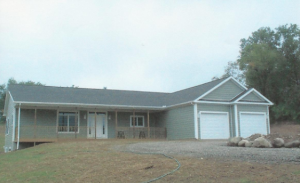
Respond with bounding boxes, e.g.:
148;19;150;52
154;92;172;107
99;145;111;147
3;77;273;152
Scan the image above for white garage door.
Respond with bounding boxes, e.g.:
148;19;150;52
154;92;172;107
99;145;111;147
200;112;229;139
240;112;267;138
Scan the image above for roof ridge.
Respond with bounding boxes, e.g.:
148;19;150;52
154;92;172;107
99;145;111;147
8;84;170;94
171;77;229;94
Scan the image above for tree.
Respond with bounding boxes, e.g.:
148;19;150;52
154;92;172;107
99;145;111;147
237;24;300;121
0;78;44;123
212;61;245;85
216;24;300;122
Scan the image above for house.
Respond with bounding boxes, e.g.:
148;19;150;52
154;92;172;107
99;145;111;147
3;77;273;152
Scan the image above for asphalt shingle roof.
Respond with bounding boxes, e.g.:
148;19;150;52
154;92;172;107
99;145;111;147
8;77;228;107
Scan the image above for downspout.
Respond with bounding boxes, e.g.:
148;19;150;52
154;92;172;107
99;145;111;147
17;103;21;150
234;104;239;137
193;102;198;139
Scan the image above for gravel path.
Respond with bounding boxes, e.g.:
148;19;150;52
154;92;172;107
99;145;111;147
125;140;300;164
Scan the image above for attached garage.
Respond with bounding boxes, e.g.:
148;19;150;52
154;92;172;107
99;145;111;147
239;112;267;138
199;112;230;139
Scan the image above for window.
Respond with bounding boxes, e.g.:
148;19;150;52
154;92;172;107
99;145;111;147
130;115;144;127
5;118;9;135
58;112;79;132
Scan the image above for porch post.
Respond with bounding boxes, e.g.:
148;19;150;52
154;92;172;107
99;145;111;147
115;110;118;138
133;110;135;138
94;111;97;139
34;108;37;146
17;103;21;150
147;110;150;138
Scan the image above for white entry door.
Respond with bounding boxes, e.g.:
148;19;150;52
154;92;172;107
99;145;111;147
200;112;230;139
88;112;107;139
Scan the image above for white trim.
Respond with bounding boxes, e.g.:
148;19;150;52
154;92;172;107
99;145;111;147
194;77;248;102
130;115;145;127
193;104;198;139
195;101;271;105
17;104;21;150
195;101;231;105
232;102;272;105
233;88;273;105
13;101;164;110
267;106;270;134
234;104;239;137
199;111;230;139
12;108;16;142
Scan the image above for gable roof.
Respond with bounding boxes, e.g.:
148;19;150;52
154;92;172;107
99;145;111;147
8;77;228;108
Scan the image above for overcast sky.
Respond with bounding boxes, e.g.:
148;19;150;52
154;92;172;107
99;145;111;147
0;1;299;92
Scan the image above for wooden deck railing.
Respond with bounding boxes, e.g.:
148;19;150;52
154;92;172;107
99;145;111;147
14;126;167;142
116;127;167;139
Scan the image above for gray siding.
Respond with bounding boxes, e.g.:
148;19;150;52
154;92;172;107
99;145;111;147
202;80;244;101
158;105;194;140
17;109;88;140
107;111;157;138
240;92;265;102
197;104;234;139
237;105;268;136
4;94;16;152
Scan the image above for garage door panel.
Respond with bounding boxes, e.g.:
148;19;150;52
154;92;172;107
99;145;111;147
240;113;267;138
200;112;229;139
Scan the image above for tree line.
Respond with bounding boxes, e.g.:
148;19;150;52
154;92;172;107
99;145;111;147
215;24;300;122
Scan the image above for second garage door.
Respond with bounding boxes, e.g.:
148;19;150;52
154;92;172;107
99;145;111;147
240;112;267;138
200;112;230;139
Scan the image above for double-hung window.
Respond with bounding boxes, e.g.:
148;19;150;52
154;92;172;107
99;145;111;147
130;115;144;127
58;112;78;132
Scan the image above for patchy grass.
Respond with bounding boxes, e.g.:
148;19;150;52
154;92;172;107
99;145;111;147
0;124;300;182
0;125;4;153
0;140;300;183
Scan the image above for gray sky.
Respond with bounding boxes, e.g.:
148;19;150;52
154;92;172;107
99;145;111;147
0;1;299;92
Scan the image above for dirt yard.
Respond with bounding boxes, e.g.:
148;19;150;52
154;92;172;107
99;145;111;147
0;124;299;183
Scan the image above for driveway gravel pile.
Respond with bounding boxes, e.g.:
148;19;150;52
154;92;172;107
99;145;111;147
126;140;300;164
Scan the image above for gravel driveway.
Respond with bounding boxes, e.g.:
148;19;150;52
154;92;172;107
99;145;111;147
126;140;300;164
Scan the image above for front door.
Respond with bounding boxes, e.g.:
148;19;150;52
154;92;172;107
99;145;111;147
88;112;107;139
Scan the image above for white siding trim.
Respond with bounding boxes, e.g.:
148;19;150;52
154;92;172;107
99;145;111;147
267;106;270;134
234;88;273;105
193;104;198;139
17;104;21;150
234;104;239;137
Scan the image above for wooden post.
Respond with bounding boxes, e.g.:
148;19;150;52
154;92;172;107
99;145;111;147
133;110;135;138
115;110;118;138
147;110;150;138
94;111;97;139
34;108;37;146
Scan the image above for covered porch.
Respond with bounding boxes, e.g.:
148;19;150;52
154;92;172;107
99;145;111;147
14;104;167;145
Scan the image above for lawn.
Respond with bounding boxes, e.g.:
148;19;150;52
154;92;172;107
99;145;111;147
0;139;299;183
0;124;300;183
0;125;4;153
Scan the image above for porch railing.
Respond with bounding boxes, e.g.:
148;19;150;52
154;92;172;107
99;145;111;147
116;127;167;139
14;126;167;142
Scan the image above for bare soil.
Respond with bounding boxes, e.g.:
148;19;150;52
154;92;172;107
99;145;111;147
0;124;299;182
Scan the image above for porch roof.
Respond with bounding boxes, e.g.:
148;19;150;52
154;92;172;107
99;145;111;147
8;78;228;108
